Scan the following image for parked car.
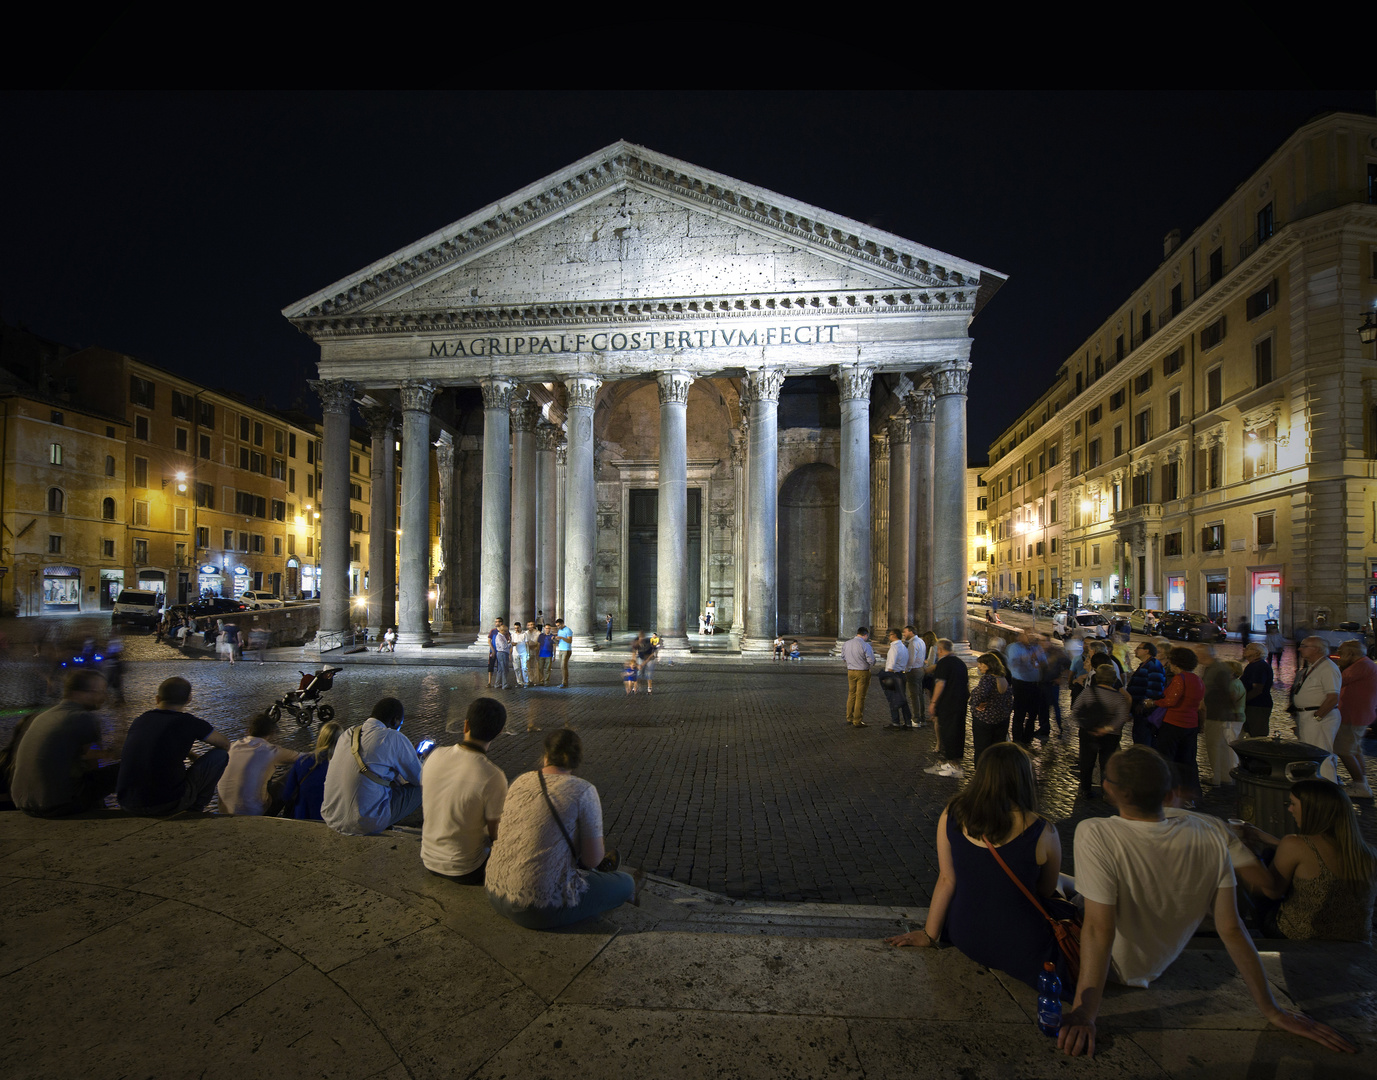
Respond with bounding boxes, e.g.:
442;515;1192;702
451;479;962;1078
184;597;249;618
112;588;161;628
1099;603;1136;620
1052;609;1110;639
239;590;284;610
1156;611;1226;642
1130;608;1164;633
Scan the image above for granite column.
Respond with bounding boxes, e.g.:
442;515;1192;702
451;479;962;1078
563;375;601;645
536;422;560;622
743;368;783;652
932;362;970;647
362;405;397;638
397;380;437;646
656;369;694;652
887;411;911;628
478;377;516;634
311;379;355;638
835;364;874;644
909;388;935;632
509;396;538;626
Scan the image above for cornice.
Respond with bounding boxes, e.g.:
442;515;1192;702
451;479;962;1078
290;288;977;339
285;144;999;323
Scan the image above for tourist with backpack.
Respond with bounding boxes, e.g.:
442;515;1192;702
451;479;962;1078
1071;664;1131;798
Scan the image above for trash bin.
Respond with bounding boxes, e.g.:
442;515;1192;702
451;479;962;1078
1231;735;1331;839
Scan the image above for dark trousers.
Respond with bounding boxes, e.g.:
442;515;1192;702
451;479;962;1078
1078;729;1121;791
1041;681;1063;733
428;856;488;886
1131;704;1158;747
25;763;120;817
1011;680;1041;743
1155;723;1201;797
972;718;1007;765
880;673;912;726
1243;704;1271;738
936;706;966;763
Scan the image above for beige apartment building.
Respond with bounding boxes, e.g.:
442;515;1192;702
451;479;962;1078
989;110;1377;632
968;464;989;594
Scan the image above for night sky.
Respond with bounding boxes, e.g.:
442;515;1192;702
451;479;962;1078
4;90;1372;456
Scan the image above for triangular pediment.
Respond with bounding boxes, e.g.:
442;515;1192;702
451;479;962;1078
284;141;1004;324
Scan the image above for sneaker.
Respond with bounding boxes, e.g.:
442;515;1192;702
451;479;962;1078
923;762;949;774
852;720;867;727
943;763;965;779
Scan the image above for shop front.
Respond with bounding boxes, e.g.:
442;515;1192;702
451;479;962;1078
300;563;318;599
230;564;250;598
1166;574;1186;611
1250;569;1282;632
100;570;123;610
137;569;167;599
198;564;224;598
42;565;82;612
286;558;300;599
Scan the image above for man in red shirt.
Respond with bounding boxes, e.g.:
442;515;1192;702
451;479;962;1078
1336;639;1375;800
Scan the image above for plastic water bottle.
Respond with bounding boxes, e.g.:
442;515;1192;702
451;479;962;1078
1037;961;1062;1036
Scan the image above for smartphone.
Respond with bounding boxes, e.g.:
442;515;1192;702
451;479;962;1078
416;739;436;756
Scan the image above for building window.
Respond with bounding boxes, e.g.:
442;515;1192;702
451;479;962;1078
172;391;193;420
51;410;63;425
105;455;115;477
1050;537;1058;553
1134;370;1153;395
1091;544;1101;566
1208;247;1224;286
175;507;188;532
1071;448;1082;476
133;538;148;563
1094;356;1104;379
1242;423;1277;480
272;458;286;480
1201;524;1224;552
1049;496;1058;523
239;447;250;470
1131;472;1152;506
1074;548;1082;567
1110;389;1125;411
1088;440;1102;469
1201;316;1227;352
239;416;251;441
307;474;314;498
1088;405;1102;425
306;536;314;557
351;542;361;562
976;495;988;511
349;481;364;500
1016;467;1022;485
1048;444;1059;467
1165;531;1183;557
272;499;285;521
1140;311;1152;344
1162;460;1180;501
289;432;297;457
1163;347;1185;376
975;520;987;534
175;427;188;452
287;533;296;555
1246;279;1278;320
223;529;234;550
135;415;149;441
288;468;296;493
238;531;249;552
175;542;186;563
251;534;266;553
1255;338;1273;386
102;497;115;520
1169;390;1182;430
1135;409;1151;447
198;400;215;428
49;443;62;465
1074;419;1082;435
134;457;148;488
102;538;115;559
195;482;213;509
1257;512;1276;547
47;487;64;513
199;433;211;459
196;526;208;548
275;429;284;454
306;440;316;465
1200;443;1223;489
1206;366;1223;410
352;453;361;474
235;492;267;518
250;452;266;475
133;500;149;526
129;376;155;408
49;534;62;554
1113;426;1123;458
1170;282;1183;315
975;546;987;562
1115;335;1125;361
253;421;264;447
1256;203;1274;244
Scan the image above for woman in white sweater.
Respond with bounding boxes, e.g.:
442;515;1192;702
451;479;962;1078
486;728;637;928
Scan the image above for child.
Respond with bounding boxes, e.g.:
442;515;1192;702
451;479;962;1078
623;657;639;694
773;635;785;660
789;640;802;662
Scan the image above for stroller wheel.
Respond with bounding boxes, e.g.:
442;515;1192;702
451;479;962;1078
268;703;282;723
318;704;335;723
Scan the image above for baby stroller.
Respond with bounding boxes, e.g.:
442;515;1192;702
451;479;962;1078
268;667;342;727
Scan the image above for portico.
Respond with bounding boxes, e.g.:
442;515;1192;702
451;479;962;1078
284;142;1004;651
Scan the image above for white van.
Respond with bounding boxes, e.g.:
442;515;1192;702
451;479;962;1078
112;589;161;627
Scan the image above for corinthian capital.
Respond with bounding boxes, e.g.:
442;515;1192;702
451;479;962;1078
399;380;439;414
744;367;785;403
360;404;397;441
905;387;936;424
509;396;539;433
478;376;516;412
887;412;911;445
657;369;694;407
310;379;356;415
536;421;562;452
931;360;971;398
564;375;602;410
873;433;890;463
833;364;874;402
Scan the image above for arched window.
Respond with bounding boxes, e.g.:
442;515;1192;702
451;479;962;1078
102;497;116;520
47;488;64;513
105;455;116;477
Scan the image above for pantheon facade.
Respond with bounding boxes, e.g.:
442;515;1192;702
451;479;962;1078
284;142;1005;651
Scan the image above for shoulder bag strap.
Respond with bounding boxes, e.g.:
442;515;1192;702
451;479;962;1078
984;834;1057;925
350;725;395;788
537;770;583;867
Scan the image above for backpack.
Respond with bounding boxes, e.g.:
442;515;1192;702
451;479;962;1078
1076;686;1112;730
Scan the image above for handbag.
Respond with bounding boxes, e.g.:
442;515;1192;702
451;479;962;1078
537;770;619;873
985;837;1082;985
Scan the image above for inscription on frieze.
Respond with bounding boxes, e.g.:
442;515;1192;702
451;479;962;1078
428;324;842;358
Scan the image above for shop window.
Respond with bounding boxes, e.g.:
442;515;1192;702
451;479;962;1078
1201;524;1224;552
47;487;64;513
1257;513;1276;547
102;497;115;520
49;534;62;554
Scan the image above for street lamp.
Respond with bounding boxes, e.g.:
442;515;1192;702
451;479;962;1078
1359;310;1377;351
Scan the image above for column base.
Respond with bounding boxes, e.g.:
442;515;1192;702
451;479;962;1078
1143;593;1161;609
739;636;776;654
396;631;433;647
654;635;692;656
950;641;977;662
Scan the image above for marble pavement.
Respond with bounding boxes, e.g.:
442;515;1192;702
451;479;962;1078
2;813;1372;1080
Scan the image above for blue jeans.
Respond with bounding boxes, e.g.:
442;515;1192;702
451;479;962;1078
488;869;635;929
494;653;512;689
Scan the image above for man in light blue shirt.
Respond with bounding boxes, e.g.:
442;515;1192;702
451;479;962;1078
1007;630;1046;745
556;618;574;687
322;697;424;835
841;627;876;727
902;625;928;727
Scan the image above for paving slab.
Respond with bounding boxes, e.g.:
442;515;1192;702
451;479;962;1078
471;1006;865;1080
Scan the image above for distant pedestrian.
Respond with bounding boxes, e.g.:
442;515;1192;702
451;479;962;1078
902;625;927;727
881;628;914;730
606;613;613;642
1240;643;1274;738
1265;625;1287;682
636;631;659;693
968;651;1013;762
512;621;528;687
841;626;875;727
493;621;513;690
925;639;971;779
556;618;573;687
537;624;555;685
1237;617;1252;648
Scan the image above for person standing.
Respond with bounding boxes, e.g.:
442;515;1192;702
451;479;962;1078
1041;638;1070;738
221;620;241;664
967;651;1013;762
1126;642;1166;746
1071;664;1131;797
1153;647;1206;801
880;628;913;730
1006;631;1045;746
511;621;528;687
605;613;613;642
492;621;513;691
1291;637;1343;783
1265;624;1288;682
841;627;876;728
1336;639;1375;799
536;624;555;686
1197;645;1238;789
556;618;573;688
925;639;971;778
10;670;118;817
902;625;928;728
1240;642;1275;738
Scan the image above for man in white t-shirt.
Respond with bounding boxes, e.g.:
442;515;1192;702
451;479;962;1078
1059;745;1354;1058
217;710;299;815
421;698;509;885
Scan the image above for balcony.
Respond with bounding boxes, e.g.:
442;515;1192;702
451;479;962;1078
1112;503;1162;528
